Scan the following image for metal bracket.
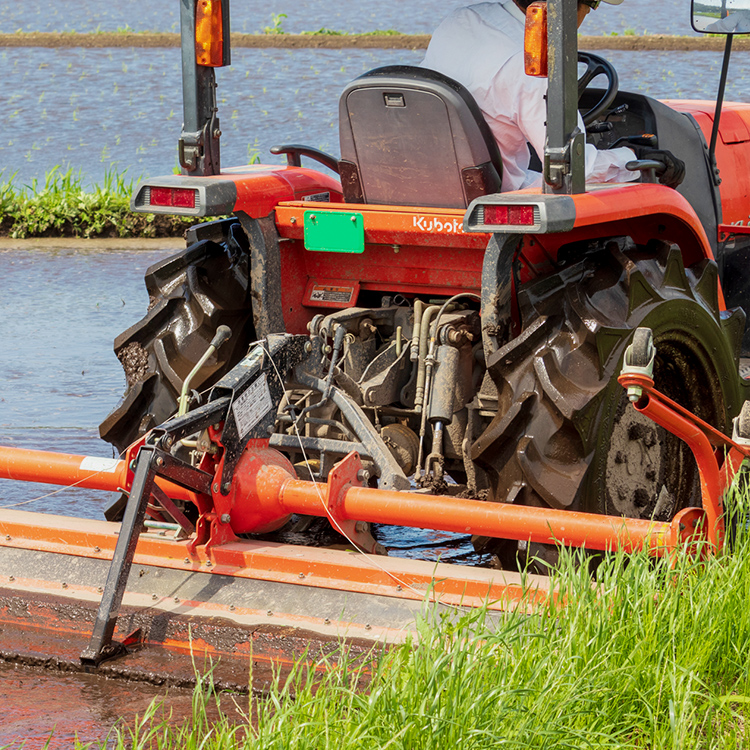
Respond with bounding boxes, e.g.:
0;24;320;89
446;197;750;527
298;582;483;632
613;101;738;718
544;129;585;193
213;334;309;495
325;452;386;555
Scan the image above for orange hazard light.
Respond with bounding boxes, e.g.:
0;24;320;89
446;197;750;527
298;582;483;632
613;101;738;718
524;2;548;77
195;0;225;67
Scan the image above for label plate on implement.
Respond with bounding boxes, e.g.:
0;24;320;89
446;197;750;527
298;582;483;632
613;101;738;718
232;373;273;439
303;210;364;253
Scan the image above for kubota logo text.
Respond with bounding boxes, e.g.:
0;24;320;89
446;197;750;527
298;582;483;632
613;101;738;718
413;216;463;233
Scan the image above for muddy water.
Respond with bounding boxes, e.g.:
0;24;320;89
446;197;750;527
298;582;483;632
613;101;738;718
0;247;166;520
0;661;241;749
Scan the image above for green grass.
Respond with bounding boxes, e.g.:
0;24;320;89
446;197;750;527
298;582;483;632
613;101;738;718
85;489;750;749
0;167;194;239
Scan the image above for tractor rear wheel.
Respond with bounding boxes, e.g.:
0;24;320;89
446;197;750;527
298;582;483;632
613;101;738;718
472;237;746;568
99;219;256;454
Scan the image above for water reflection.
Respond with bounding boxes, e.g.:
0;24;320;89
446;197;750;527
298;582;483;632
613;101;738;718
0;0;699;37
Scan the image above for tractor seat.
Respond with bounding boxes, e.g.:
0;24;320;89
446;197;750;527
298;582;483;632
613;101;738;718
271;66;503;210
339;66;503;208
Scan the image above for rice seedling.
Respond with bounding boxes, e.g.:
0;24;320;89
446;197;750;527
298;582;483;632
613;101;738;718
90;483;750;749
0;166;193;239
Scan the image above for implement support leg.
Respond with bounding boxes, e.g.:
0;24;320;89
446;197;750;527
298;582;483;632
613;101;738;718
80;446;157;666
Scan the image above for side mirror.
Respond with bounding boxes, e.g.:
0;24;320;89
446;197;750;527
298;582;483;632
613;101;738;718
692;0;750;34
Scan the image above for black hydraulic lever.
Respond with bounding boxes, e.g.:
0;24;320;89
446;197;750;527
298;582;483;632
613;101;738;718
80;445;158;667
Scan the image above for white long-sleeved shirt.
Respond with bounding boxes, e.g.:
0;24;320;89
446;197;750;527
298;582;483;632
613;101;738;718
421;0;638;192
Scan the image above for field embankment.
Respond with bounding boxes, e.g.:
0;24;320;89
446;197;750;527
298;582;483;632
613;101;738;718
1;31;748;51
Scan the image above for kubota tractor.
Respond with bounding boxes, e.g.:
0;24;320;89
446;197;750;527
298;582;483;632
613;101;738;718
97;0;750;571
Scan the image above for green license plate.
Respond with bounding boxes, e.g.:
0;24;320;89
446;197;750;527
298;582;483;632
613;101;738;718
303;210;364;253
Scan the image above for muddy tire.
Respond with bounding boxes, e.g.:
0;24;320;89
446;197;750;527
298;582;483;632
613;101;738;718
472;237;746;568
99;219;256;453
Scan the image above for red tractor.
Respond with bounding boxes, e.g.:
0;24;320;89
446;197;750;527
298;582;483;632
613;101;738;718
100;0;750;567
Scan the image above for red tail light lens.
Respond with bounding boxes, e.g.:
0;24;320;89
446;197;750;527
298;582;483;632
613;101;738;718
484;204;535;226
150;187;197;209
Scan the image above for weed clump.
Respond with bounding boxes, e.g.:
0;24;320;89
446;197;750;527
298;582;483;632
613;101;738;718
97;488;750;749
0;167;194;239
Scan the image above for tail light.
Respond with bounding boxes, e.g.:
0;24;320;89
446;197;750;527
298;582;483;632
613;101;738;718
462;196;576;234
524;2;548;77
484;204;535;226
149;187;197;209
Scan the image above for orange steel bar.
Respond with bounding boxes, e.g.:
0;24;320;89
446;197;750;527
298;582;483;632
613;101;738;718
1;444;682;554
0;445;194;501
263;466;678;554
0;446;128;490
633;393;725;549
617;371;750;552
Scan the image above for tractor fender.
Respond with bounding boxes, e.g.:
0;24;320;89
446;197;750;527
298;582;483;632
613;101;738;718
130;165;343;220
466;183;715;275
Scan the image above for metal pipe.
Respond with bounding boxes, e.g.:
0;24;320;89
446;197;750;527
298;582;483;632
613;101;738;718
414;304;441;412
0;443;686;555
410;299;424;361
0;446;194;502
178;325;232;416
633;393;724;549
709;34;734;170
270;467;677;554
544;0;585;194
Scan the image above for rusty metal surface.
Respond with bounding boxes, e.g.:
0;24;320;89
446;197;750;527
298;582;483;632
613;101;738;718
0;579;377;693
0;526;540;686
0;509;539;611
0;545;456;639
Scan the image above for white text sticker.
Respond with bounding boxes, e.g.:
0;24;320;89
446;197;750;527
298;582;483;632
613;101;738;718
232;373;273;439
80;456;120;474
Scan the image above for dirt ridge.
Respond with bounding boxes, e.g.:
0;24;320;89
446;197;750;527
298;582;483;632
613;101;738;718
1;31;747;51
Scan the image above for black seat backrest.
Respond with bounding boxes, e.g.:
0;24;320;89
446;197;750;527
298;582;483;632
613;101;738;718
338;65;503;209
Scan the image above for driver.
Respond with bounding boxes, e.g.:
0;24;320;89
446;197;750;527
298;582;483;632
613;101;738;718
421;0;685;190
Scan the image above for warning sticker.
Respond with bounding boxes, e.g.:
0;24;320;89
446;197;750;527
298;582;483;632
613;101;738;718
232;373;273;439
80;456;120;474
309;285;355;304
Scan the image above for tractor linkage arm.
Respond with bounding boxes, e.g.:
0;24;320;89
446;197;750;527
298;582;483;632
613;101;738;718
619;327;750;553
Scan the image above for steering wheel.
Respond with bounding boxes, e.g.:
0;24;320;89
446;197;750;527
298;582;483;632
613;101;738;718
578;51;619;126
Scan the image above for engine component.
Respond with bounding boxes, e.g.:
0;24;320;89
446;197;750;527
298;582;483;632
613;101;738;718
381;422;420;477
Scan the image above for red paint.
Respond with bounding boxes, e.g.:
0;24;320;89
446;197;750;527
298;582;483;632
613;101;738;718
205;164;344;219
665;100;750;230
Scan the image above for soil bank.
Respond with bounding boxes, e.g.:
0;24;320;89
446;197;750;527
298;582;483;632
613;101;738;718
1;31;747;51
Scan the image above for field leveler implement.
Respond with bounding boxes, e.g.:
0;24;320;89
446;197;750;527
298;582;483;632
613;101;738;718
4;0;750;683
